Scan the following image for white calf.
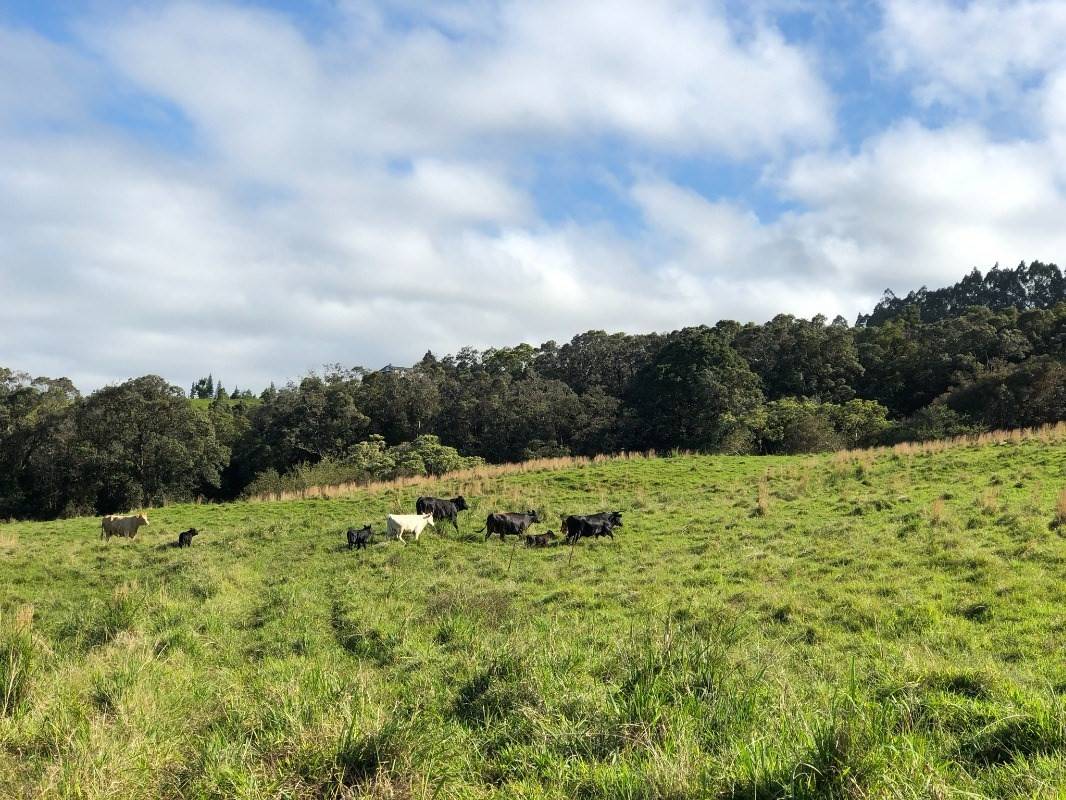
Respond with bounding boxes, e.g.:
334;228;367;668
386;512;434;544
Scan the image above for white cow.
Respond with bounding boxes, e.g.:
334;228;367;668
101;513;150;540
386;512;434;544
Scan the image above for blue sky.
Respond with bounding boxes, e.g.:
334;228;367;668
2;0;1066;390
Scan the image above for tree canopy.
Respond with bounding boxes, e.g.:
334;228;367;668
2;262;1063;520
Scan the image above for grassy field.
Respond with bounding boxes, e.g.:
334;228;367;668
1;431;1065;799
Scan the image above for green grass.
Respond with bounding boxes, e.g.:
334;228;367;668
1;437;1065;798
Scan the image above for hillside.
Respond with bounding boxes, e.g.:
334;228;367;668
1;428;1065;798
5;263;1064;524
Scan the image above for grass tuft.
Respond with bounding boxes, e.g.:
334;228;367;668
0;609;36;717
1053;487;1066;529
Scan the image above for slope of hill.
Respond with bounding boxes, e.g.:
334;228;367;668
1;428;1064;798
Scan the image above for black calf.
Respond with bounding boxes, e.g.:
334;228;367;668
177;528;199;548
524;530;559;547
347;524;373;550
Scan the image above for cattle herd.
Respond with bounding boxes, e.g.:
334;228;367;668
98;494;624;552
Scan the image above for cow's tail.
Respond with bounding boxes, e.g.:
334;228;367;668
475;525;486;534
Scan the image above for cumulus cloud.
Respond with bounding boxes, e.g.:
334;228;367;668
1;1;1063;392
93;0;833;167
881;0;1066;110
632;122;1066;309
1;0;840;390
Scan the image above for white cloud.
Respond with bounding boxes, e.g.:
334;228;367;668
881;0;1066;109
92;0;833;170
2;1;841;389
0;27;97;128
631;122;1066;309
2;2;1064;395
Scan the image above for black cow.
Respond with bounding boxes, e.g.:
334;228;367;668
177;528;199;548
414;495;470;532
478;510;543;540
525;530;558;548
347;524;373;550
562;511;623;544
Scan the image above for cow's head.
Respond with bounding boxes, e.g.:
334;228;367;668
137;513;150;526
610;512;623;527
453;496;469;511
528;510;543;523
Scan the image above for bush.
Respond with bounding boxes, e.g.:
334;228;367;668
755;398;890;454
889;404;981;444
242;434;484;496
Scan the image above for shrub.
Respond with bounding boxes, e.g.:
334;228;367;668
754;397;891;454
243;434;484;497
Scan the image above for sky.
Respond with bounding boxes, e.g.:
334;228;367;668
2;0;1066;392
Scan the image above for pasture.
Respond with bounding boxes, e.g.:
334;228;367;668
1;431;1065;799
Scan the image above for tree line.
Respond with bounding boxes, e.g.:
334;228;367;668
2;261;1063;520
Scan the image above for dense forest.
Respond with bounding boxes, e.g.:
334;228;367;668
2;261;1064;520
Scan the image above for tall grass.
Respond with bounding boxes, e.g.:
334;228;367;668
1;607;36;717
754;475;771;517
246;422;1066;506
245;449;659;503
835;420;1066;463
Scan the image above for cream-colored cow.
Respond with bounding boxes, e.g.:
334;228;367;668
386;512;434;544
101;513;150;540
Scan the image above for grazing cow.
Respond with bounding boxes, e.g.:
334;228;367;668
414;495;470;532
524;530;558;548
478;510;543;541
177;528;199;548
386;513;435;544
347;524;373;550
562;511;623;544
100;513;150;541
